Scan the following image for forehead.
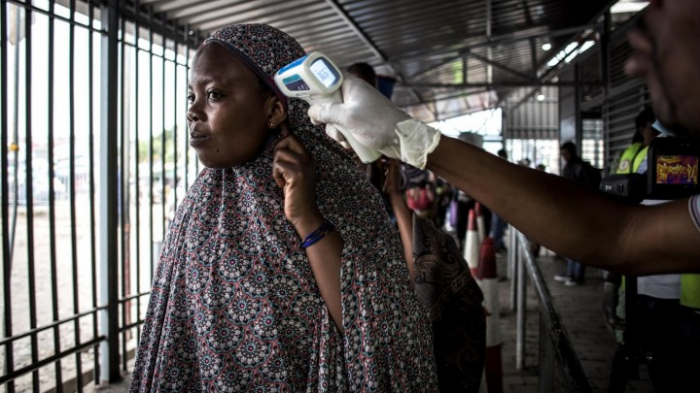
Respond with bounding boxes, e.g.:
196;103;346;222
190;44;256;85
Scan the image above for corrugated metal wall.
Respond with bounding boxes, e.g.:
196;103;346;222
504;86;559;141
576;15;649;172
602;26;649;171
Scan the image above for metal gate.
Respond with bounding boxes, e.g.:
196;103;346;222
1;1;199;391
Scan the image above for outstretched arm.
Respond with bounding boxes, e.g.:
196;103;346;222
308;76;700;275
427;136;700;275
381;159;415;279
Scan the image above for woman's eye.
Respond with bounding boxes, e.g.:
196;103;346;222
187;93;195;104
207;91;223;100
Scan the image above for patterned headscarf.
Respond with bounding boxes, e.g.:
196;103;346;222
131;24;437;392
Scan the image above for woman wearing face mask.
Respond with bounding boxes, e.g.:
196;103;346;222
129;24;436;392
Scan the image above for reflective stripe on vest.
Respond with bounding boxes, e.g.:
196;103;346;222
681;274;700;309
633;146;648;173
681;196;700;309
616;142;644;174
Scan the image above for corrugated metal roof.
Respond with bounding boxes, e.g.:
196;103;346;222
139;0;614;121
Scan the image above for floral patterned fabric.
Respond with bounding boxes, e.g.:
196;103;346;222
130;24;437;392
412;216;485;393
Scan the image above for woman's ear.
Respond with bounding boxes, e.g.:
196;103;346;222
265;95;287;129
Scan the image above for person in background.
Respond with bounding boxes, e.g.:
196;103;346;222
349;61;485;392
614;107;659;175
616;108;688;391
383;158;485;393
604;107;658;337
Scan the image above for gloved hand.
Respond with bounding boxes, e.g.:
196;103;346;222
307;74;442;169
324;124;351;150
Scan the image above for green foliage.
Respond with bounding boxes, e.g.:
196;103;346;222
138;129;175;163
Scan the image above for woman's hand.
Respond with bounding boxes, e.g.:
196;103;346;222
272;125;324;238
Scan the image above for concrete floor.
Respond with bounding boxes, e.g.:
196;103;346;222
496;250;654;393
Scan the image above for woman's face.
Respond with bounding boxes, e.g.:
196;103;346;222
187;43;278;168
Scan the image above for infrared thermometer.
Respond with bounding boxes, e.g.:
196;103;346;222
274;52;381;163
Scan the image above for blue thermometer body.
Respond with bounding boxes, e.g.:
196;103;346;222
274;52;381;163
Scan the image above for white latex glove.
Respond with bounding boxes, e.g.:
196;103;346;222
308;74;442;169
325;124;351;150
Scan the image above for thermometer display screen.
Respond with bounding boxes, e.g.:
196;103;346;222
310;58;339;88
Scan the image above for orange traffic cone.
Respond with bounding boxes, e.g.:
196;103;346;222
475;201;486;244
463;209;480;277
478;237;503;393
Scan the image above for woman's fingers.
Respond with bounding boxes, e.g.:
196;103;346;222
274;124;307;156
272;158;301;188
271;126;320;226
272;130;315;189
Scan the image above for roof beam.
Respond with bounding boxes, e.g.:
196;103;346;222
324;0;426;104
521;0;533;26
467;52;538;82
401;82;601;89
390;24;599;63
400;89;492;113
501;0;620;111
530;37;538;78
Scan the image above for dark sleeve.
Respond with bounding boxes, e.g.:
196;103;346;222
412;216;485;393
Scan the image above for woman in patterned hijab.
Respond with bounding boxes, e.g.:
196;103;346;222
130;24;437;392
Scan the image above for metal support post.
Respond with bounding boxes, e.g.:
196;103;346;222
99;0;121;384
539;313;555;392
509;228;518;311
516;235;527;370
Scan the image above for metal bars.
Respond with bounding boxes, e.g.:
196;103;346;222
99;0;120;384
512;230;593;392
0;1;14;391
47;0;64;390
132;0;142;356
68;0;84;390
118;8;128;375
516;235;526;370
87;0;100;383
23;3;41;390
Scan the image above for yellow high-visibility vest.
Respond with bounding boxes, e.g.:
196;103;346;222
616;142;648;174
681;275;700;309
616;142;643;174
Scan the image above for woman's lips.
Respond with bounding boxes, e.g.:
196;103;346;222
189;131;210;147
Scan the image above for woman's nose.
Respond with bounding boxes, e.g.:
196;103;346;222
187;102;202;123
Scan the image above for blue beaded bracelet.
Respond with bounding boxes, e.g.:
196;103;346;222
300;222;335;249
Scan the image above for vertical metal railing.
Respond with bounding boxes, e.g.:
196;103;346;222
132;0;142;358
113;0;198;379
0;2;13;392
0;0;199;390
47;1;63;390
99;0;120;384
23;3;41;390
510;229;592;392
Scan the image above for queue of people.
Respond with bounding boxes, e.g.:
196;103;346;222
130;1;700;391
